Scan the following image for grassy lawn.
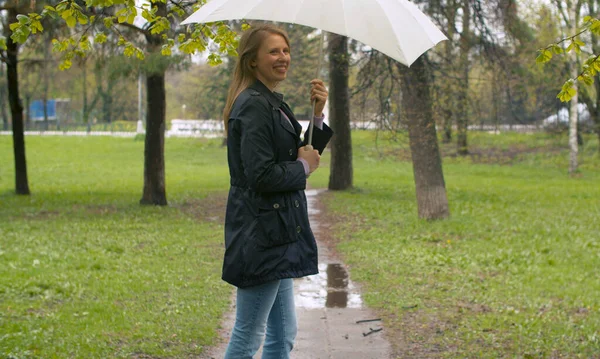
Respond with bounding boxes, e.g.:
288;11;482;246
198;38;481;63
0;136;231;358
312;131;600;358
1;131;599;358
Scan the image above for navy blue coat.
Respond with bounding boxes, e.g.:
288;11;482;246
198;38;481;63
223;80;334;288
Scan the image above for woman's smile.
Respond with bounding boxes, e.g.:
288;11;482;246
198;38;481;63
252;33;291;90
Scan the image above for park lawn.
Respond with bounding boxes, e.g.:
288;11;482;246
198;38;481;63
311;131;600;358
1;131;599;358
0;136;231;358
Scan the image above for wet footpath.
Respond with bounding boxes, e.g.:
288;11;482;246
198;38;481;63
207;189;392;359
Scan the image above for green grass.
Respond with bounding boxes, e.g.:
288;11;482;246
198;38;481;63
1;131;599;358
322;131;600;358
0;136;231;358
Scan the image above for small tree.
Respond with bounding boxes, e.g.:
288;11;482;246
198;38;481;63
1;0;33;195
2;0;238;204
328;33;353;191
399;56;449;220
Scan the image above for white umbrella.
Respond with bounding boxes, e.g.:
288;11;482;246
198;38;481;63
181;0;447;144
181;0;446;66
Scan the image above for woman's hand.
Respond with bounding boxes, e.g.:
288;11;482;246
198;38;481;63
310;79;328;117
298;146;321;174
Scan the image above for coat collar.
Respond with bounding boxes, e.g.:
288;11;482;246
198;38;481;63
249;80;284;110
249;80;301;138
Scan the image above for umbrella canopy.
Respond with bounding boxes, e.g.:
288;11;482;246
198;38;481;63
181;0;447;67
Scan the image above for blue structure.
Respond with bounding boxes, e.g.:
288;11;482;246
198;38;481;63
29;100;57;121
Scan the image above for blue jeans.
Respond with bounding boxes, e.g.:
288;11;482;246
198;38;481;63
224;278;297;359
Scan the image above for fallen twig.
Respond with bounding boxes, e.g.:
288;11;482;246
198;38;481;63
362;327;383;337
356;318;381;324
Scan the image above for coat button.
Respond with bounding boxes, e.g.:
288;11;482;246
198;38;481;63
289;149;293;156
273;203;280;209
296;226;301;233
294;200;299;207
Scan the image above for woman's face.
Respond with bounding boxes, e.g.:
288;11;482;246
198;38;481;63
252;33;291;90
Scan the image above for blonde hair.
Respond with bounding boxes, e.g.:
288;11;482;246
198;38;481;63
222;24;290;132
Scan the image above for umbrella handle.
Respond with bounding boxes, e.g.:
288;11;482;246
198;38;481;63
307;31;325;147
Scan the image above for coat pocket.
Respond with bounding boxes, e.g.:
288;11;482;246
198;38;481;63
254;196;298;249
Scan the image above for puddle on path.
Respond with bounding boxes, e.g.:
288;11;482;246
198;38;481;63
297;189;362;309
304;189;324;214
295;263;363;309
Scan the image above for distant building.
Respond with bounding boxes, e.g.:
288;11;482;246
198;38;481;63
29;99;71;127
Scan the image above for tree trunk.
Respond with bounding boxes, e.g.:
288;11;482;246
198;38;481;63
327;33;353;191
456;0;471;155
0;64;8;131
82;61;91;132
596;120;600;150
441;1;457;144
568;1;578;174
43;36;50;131
587;0;600;153
399;56;449;220
140;3;168;206
102;94;111;123
24;95;30;129
140;71;167;205
6;8;30;195
492;66;500;132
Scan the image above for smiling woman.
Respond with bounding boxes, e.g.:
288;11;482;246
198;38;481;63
251;33;291;90
218;24;333;359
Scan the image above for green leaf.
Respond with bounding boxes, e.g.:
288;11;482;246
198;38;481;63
115;8;128;17
0;37;6;50
161;45;172;56
66;16;77;28
32;20;44;33
94;32;107;44
61;9;73;20
207;53;222;66
59;59;72;71
55;2;67;12
104;17;114;28
552;45;563;54
566;43;574;53
590;21;600;35
536;50;552;64
577;72;594;86
17;14;30;24
142;9;152;21
78;15;89;25
124;44;135;57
